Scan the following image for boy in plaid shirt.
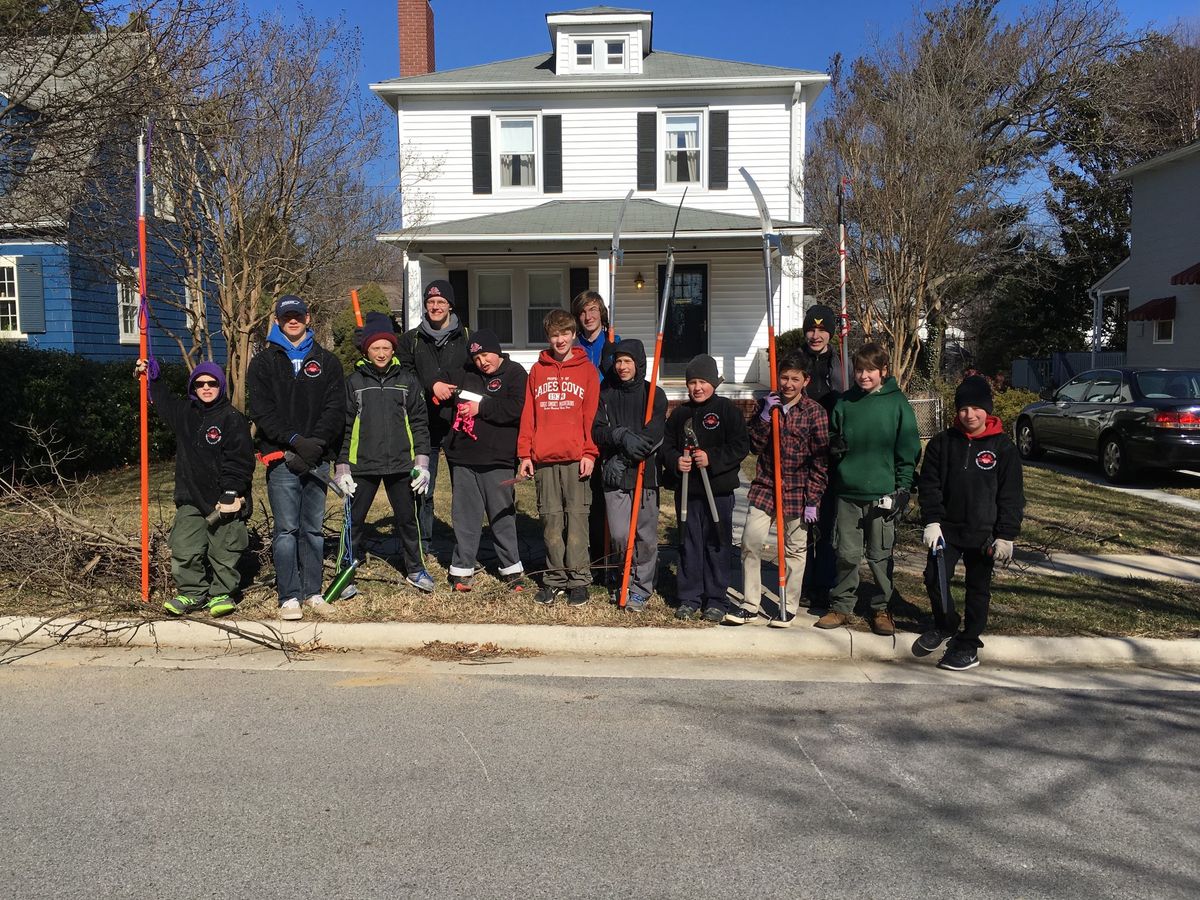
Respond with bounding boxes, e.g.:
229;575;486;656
729;354;830;626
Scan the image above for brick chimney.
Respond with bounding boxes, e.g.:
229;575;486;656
398;0;435;76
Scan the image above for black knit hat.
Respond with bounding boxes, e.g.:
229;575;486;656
684;354;722;388
423;279;455;309
955;375;993;414
803;304;837;333
359;311;398;352
467;329;502;357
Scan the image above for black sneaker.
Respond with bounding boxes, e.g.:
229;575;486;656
534;586;557;605
567;586;589;606
674;605;699;621
937;648;980;671
722;607;760;626
701;607;725;623
505;573;530;593
449;574;474;593
912;629;953;658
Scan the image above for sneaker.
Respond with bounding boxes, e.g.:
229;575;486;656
702;606;725;623
163;595;205;616
279;598;302;621
768;612;794;629
814;611;849;629
449;574;474;592
534;586;558;605
339;583;358;601
723;607;761;626
505;573;529;593
567;586;589;607
405;569;435;593
937;648;980;671
625;593;649;612
870;610;895;636
303;594;334;616
674;605;700;621
205;594;237;618
912;629;953;658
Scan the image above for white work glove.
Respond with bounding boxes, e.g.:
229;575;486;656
411;454;431;495
334;464;356;497
993;538;1014;562
923;523;943;550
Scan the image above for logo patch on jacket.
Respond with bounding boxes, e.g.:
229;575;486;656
975;449;997;470
469;341;483;355
487;377;502;393
701;412;720;430
205;426;223;445
302;360;322;378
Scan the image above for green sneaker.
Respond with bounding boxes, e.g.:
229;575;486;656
164;595;205;616
206;594;237;618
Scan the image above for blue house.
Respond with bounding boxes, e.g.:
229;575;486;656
2;62;224;364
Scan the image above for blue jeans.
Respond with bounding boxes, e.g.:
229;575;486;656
266;462;329;603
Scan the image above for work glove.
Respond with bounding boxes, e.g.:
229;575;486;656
828;433;848;461
619;430;646;459
609;425;630;448
628;433;658;460
923;523;943;550
803;505;819;525
334;464;357;498
290;434;325;469
992;538;1014;562
285;451;311;476
888;489;911;521
602;454;629;489
215;491;243;516
411;454;431;495
759;393;783;422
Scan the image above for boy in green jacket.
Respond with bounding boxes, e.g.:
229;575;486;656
819;343;921;635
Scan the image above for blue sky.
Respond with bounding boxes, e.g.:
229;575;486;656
244;0;1198;188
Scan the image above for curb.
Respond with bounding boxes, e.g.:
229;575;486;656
3;615;1199;669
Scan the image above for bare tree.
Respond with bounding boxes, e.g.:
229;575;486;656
805;0;1131;386
139;9;401;406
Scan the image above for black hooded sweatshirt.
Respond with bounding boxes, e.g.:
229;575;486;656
442;354;528;469
801;344;846;416
662;391;750;496
918;415;1024;548
398;316;471;443
150;378;254;515
592;339;668;490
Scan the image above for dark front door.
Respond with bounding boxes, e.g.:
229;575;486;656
658;263;708;377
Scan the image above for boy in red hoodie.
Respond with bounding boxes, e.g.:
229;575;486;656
518;309;601;606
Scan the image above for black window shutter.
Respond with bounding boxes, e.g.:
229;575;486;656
543;114;563;194
448;270;469;328
569;267;589;303
471;116;492;195
636;111;656;191
15;256;45;334
708;110;728;190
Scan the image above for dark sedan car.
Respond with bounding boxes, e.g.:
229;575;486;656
1014;367;1200;482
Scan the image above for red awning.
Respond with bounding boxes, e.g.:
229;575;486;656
1171;261;1200;285
1127;296;1176;321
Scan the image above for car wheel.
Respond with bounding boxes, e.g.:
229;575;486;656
1101;435;1130;484
1016;419;1043;460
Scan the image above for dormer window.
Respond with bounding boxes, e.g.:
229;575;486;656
574;40;593;70
606;40;625;68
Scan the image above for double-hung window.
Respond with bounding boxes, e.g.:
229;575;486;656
664;112;702;184
526;271;564;344
574;40;593;70
498;118;536;188
117;269;139;344
477;272;513;344
606;40;626;68
0;259;18;336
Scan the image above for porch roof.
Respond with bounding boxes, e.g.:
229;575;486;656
381;198;818;249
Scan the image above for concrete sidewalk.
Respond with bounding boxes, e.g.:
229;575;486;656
1018;553;1200;583
3;614;1198;669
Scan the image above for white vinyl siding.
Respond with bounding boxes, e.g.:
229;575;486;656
397;93;796;223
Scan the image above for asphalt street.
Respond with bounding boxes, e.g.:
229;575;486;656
1;651;1198;900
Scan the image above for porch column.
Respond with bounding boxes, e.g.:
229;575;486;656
597;253;610;306
403;251;423;333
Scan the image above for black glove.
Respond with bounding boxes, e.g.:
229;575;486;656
828;433;848;461
619;430;645;459
291;435;325;469
609;425;630;448
889;489;911;521
285;451;311;476
602;454;629;489
628;433;657;460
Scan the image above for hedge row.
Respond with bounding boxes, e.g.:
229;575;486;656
0;345;190;477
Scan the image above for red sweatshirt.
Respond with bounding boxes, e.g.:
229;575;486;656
517;347;600;464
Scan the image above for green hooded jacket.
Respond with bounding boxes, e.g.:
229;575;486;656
830;376;921;501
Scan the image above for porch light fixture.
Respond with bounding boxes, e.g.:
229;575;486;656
634;272;645;290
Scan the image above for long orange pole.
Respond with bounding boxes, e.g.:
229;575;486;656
137;129;150;602
350;288;364;328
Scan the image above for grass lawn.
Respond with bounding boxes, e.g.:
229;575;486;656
5;456;1199;639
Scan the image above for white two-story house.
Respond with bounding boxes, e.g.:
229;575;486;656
371;3;828;386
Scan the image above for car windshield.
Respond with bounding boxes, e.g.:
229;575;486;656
1135;371;1200;400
